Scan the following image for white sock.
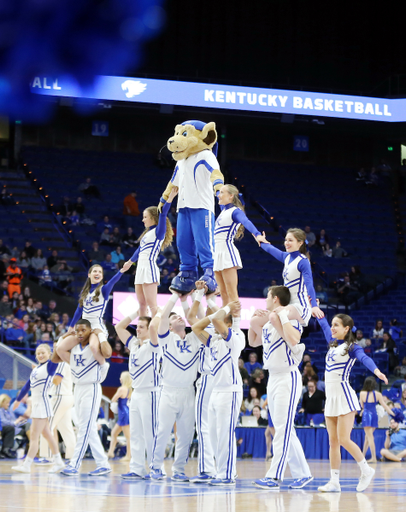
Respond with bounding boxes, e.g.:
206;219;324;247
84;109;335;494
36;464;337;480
330;469;340;483
357;458;370;474
54;453;62;463
25;456;33;468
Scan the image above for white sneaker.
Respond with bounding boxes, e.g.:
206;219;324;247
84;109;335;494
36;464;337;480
12;464;31;474
318;480;341;492
356;467;375;492
48;461;66;474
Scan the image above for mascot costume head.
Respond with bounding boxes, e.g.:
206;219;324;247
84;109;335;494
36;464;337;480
159;120;224;294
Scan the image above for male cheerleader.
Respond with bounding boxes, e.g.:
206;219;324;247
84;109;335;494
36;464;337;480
249;286;313;490
114;310;161;479
149;291;200;481
191;300;244;485
56;319;111;476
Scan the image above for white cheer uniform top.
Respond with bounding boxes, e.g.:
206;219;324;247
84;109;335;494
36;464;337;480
262;320;303;374
82;288;108;329
70;343;102;385
325;345;359;384
30;361;54;400
282;253;311;316
198;323;216;376
171;150;220;213
157;330;200;388
126;335;161;391
138;228;163;280
207;328;245;392
214;206;240;242
50;362;73;396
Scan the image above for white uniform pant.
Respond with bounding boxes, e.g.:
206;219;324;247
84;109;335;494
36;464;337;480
129;389;159;476
208;390;242;480
39;394;76;459
195;375;215;476
70;383;109;470
151;386;195;475
266;368;311;481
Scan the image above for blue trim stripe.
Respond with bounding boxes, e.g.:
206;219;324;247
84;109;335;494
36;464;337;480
225;392;237;479
74;383;98;470
276;371;297;480
197;375;207;474
158;331;170;339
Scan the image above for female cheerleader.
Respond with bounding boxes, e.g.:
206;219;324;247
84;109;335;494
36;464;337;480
317;314;388;492
12;344;65;473
360;376;394;462
57;262;132;358
214;184;266;305
107;371;132;460
125;186;177;317
260;228;324;325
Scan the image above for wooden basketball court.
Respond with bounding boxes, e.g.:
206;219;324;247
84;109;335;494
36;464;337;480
0;458;404;512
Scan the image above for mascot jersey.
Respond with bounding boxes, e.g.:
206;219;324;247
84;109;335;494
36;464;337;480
170;150;221;214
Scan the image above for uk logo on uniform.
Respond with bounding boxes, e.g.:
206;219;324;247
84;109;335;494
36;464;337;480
179;342;192;353
85;296;93;307
210;347;218;361
74;355;86;367
131;355;139;367
327;351;336;362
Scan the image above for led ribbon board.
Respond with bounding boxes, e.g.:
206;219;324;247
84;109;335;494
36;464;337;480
30;75;406;122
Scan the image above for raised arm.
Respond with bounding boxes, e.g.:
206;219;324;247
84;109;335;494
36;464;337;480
115;309;139;344
317;316;333;346
248;310;268;347
212;301;241;340
352;345;388;385
191;316;211;344
259;240;286;263
156;187;178;240
186;281;209;327
149;308;161;346
274;309;301;346
157;291;180;336
102;267;128;299
298;258;324;318
158;166;178;212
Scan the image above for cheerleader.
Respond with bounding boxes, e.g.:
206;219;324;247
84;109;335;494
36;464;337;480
107;371;132;461
125;186;177;317
260;228;324;325
214;185;266;305
57;263;132;359
360;376;394;462
317;314;388;493
12;344;65;474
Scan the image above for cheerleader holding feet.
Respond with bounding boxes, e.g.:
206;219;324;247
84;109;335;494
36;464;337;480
12;344;65;474
125;187;177;317
107;371;132;461
259;228;324;328
57;262;132;360
317;314;388;493
214;185;266;306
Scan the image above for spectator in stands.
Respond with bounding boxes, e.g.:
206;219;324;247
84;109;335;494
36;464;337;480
158;268;171;293
30;249;47;272
302;353;319;374
249;368;267;397
355;329;367;346
5;318;28;353
87;241;106;264
111;339;125;363
322;243;332;257
299;380;326;420
163;257;177;275
244;387;263;413
244;352;262;376
24;241;36;259
58;196;72;217
111;246;125;265
78;177;101;199
376;332;398;373
56;313;70;336
332;240;348;258
5;258;23;298
0;186;14;207
238;358;249;386
263;279;278;298
0;394;17;458
25;297;35;316
372;319;384;340
394;357;406;377
0;239;11;256
96;215;112;234
0;294;13;317
50;262;73;290
0;279;8;297
34;321;46;342
73;197;85;216
99;227;111;246
47;250;62;270
22;286;31;300
123;191;140;228
336;274;361;306
34;301;48;321
315;284;328;304
122;227;137;250
111;227;122;246
45;322;55;341
389;319;403;341
101;253;117;272
0;255;7;280
302;363;316;387
17;251;31;270
304;226;316;247
308;373;325;392
315;229;329;249
38;265;54;288
252;405;268;426
380;417;406;462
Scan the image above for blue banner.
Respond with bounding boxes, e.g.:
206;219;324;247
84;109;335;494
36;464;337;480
30;75;406;122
